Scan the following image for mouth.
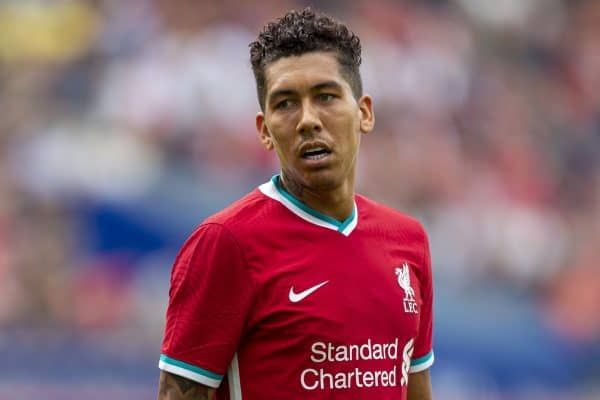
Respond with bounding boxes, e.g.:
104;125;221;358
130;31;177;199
300;143;332;161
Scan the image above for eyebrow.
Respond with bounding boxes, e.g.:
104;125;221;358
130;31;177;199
312;80;343;92
268;80;344;102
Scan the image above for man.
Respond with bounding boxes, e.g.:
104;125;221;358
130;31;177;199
157;8;434;400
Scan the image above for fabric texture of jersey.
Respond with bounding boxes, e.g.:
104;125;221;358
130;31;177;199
159;175;434;399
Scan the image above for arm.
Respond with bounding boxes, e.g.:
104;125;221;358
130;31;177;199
407;369;432;400
408;226;434;400
158;225;253;400
158;371;216;400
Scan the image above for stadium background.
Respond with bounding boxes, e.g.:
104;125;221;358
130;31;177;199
1;0;599;398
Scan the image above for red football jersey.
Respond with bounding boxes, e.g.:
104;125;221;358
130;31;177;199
159;175;434;399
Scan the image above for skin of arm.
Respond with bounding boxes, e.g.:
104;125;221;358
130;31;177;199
157;371;216;400
407;369;433;400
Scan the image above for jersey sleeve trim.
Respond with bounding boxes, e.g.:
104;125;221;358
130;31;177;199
409;350;434;373
158;354;223;388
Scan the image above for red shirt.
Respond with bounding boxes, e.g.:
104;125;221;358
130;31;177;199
159;176;434;399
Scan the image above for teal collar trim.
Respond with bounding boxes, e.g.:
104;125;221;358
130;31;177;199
262;174;358;236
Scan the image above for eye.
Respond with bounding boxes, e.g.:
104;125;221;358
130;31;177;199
275;99;295;110
317;93;336;102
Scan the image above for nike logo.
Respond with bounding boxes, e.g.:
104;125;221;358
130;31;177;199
289;280;329;303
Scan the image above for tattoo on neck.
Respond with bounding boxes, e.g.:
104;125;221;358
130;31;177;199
280;174;304;200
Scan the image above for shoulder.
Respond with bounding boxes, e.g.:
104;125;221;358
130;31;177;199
173;190;272;274
356;194;427;240
356;195;425;234
205;187;278;226
189;188;278;243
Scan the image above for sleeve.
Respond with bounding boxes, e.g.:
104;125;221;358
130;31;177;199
409;226;434;373
158;223;255;388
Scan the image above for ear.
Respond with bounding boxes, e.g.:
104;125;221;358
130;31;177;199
256;112;274;150
358;95;375;134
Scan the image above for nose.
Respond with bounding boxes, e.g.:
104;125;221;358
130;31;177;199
296;100;322;135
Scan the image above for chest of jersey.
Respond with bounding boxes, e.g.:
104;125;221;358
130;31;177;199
236;222;424;397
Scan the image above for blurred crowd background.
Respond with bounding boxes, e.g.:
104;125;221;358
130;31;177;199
1;0;599;398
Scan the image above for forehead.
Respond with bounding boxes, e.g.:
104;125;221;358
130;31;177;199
265;52;348;94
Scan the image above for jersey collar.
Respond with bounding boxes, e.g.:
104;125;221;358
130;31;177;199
259;175;358;237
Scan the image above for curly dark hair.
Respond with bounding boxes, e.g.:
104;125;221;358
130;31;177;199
249;7;362;111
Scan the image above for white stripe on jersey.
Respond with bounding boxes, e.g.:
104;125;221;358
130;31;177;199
227;353;242;399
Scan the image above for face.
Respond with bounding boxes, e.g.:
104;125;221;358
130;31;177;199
256;52;374;193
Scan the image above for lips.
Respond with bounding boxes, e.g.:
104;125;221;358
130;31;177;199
299;142;332;160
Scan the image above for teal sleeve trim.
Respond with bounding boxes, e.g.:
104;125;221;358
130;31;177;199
411;350;434;366
159;354;223;380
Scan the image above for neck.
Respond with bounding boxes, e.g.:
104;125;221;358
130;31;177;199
279;173;355;222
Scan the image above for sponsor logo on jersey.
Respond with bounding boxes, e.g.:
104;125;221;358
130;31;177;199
289;280;329;303
299;338;415;391
395;263;418;314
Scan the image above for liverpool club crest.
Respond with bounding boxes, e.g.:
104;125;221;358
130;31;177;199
395;263;418;314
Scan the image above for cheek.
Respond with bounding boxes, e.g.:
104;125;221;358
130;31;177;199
268;126;295;159
266;119;290;145
324;107;360;141
326;102;358;126
271;131;293;151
